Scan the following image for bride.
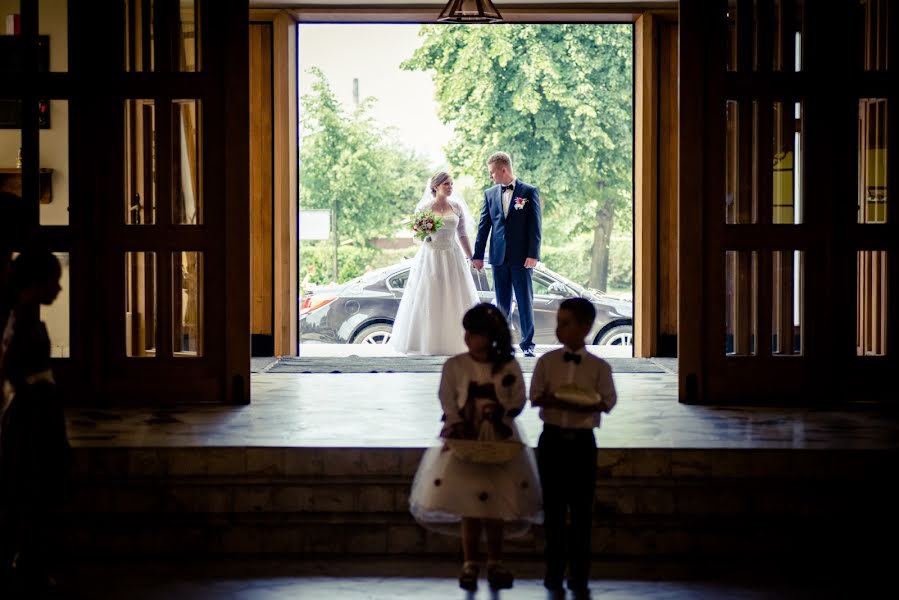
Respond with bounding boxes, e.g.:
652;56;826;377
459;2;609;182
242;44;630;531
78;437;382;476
389;172;480;355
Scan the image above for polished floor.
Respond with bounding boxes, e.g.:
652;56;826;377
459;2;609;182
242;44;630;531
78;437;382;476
66;370;899;450
50;369;896;599
50;559;847;599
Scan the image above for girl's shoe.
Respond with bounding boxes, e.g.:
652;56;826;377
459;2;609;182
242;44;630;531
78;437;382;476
458;563;479;591
487;563;514;590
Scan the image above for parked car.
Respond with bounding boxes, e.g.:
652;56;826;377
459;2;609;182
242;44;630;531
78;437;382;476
300;260;633;347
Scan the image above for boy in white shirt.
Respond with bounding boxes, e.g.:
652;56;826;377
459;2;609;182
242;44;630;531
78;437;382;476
530;298;617;597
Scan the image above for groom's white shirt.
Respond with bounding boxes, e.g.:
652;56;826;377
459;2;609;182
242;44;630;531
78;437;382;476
501;178;517;218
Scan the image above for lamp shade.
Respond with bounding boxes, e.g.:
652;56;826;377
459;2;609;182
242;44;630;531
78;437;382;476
438;0;503;23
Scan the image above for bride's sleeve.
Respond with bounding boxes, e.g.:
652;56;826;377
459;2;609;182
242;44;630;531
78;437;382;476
453;202;469;239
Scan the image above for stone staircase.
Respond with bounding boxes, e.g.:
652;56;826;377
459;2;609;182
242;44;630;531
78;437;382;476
63;445;898;572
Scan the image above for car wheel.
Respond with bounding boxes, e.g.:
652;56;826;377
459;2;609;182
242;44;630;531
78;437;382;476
353;323;393;345
597;324;633;346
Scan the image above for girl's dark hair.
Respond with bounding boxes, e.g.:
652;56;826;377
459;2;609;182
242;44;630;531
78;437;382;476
462;303;514;373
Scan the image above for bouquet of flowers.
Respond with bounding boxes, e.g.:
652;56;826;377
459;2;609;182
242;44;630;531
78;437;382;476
410;209;444;243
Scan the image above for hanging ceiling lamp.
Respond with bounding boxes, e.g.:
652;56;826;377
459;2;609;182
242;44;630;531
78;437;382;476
438;0;503;23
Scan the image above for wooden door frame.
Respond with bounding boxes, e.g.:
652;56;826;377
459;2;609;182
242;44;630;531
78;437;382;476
635;12;679;358
249;22;274;356
256;4;676;358
678;0;705;401
249;9;298;357
635;13;659;358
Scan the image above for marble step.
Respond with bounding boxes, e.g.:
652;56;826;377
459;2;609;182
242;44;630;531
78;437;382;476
70;446;894;519
72;446;893;481
71;475;868;519
63;511;846;558
63;445;898;560
62;494;889;559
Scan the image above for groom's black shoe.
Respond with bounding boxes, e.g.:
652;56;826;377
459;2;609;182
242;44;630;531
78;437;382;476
523;348;536;357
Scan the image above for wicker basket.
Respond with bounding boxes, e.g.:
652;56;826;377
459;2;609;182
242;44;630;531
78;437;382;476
554;384;600;406
442;438;524;464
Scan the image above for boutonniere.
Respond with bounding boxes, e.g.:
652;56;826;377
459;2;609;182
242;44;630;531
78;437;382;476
513;197;528;210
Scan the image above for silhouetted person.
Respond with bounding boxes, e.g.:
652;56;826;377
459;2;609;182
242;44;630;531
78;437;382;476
408;303;542;592
530;298;617;598
0;191;31;593
0;248;71;594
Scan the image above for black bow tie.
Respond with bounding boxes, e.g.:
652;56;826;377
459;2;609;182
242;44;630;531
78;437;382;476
563;351;581;364
501;184;514;192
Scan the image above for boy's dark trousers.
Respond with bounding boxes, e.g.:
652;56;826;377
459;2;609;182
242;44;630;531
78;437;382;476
537;424;598;590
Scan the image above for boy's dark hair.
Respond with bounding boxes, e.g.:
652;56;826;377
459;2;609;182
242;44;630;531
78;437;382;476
462;302;514;373
559;297;596;327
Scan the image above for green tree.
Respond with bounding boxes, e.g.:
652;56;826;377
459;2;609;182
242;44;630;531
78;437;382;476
300;68;431;282
403;24;633;290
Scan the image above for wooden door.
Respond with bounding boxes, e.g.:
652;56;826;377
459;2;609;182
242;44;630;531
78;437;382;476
679;0;896;404
68;0;249;404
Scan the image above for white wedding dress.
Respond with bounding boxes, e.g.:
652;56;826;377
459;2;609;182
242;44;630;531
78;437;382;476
389;206;480;355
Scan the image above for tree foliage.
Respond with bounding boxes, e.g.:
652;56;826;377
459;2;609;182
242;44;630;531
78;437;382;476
403;24;633;289
300;68;432;261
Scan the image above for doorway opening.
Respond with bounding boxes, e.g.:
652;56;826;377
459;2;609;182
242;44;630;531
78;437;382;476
295;23;636;362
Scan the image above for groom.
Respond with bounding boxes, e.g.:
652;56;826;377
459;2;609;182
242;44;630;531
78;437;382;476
472;152;542;357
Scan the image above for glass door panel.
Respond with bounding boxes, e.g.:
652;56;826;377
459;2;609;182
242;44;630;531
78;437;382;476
173;251;203;356
126;251;157;357
124;100;157;225
172;99;201;224
857;250;888;356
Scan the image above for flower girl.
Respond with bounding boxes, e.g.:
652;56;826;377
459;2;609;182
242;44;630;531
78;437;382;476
408;303;542;591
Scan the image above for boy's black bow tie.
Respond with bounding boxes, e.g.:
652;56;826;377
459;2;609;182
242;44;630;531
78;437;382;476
501;184;514;192
563;351;581;364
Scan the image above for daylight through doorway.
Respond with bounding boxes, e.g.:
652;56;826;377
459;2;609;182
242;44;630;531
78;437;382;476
296;23;635;360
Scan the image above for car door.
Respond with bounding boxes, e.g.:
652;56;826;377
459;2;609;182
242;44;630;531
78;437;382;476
470;265;519;338
470;264;494;303
529;272;567;343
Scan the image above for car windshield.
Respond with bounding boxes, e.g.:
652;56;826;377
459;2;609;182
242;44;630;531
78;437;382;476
537;264;588;296
347;262;412;286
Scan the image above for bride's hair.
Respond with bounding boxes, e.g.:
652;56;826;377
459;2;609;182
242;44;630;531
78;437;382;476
415;171;473;238
429;171;451;197
462;303;514;373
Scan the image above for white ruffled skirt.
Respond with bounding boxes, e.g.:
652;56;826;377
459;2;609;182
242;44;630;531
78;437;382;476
408;423;543;538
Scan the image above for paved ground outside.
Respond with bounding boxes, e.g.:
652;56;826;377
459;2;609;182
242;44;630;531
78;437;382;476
295;343;635;358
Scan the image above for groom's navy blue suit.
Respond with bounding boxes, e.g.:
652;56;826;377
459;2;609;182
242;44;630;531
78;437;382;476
472;180;542;352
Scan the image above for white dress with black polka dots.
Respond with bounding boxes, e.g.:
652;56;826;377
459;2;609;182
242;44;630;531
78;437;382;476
409;354;543;537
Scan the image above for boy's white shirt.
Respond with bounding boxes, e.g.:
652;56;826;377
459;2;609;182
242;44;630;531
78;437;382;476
529;345;617;429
